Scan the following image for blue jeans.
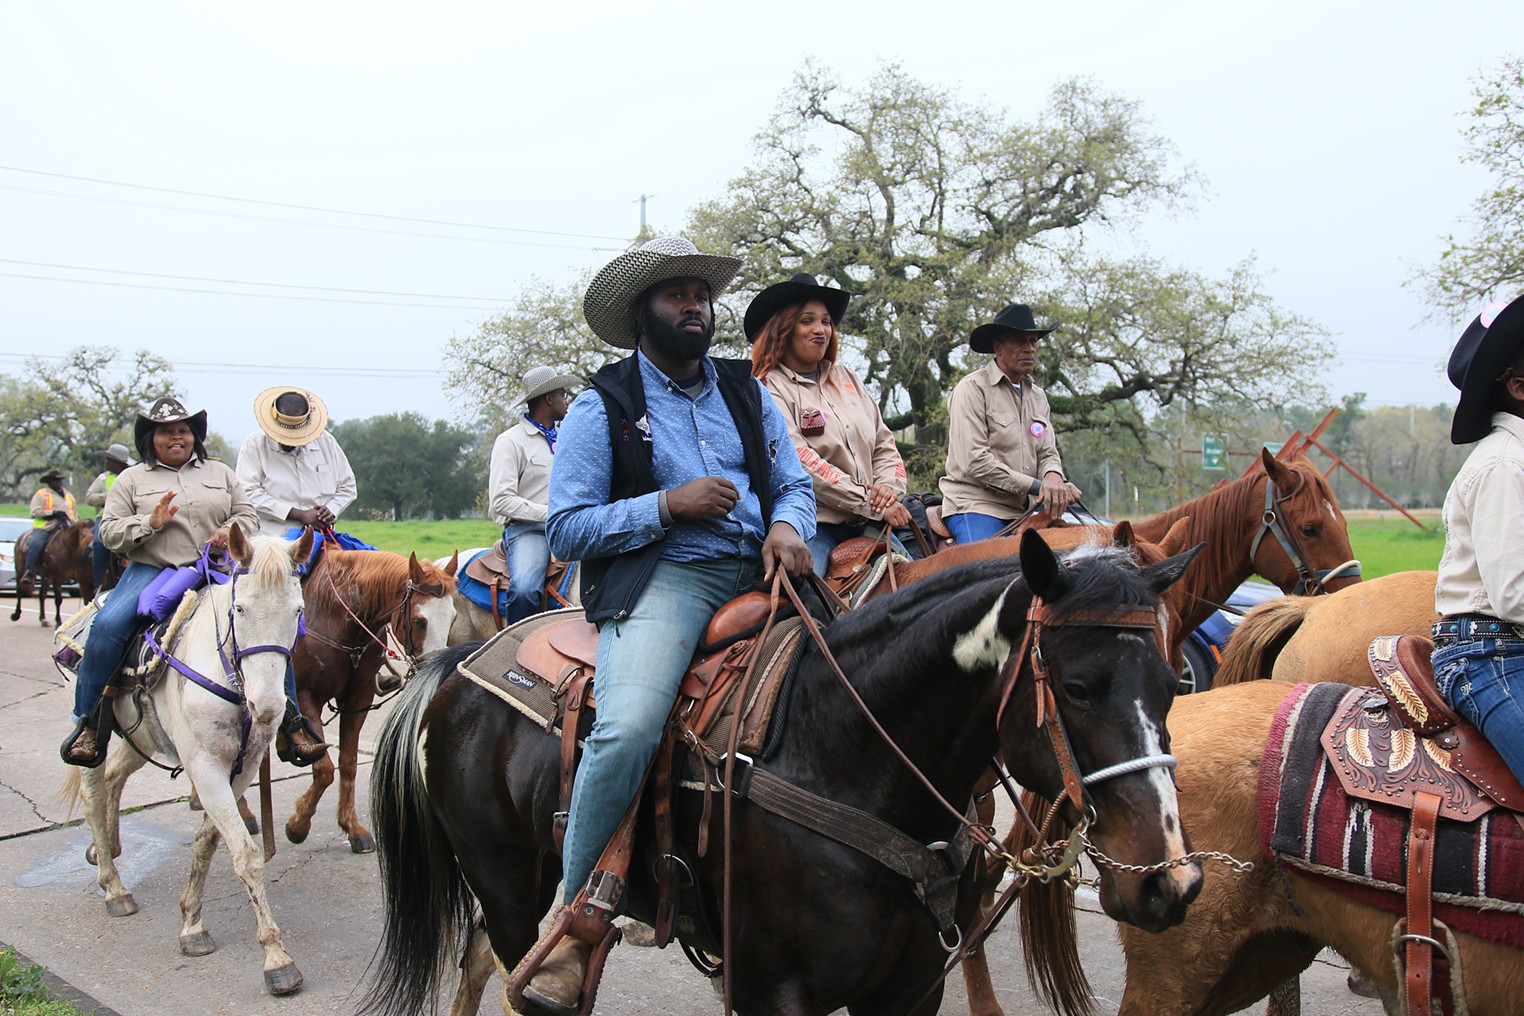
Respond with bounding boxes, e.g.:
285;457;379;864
502;523;551;625
561;557;751;903
943;511;1012;544
74;562;163;722
807;521;909;578
1434;635;1524;785
23;527;53;576
91;520;112;587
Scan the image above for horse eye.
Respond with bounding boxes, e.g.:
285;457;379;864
414;617;427;629
1300;525;1320;538
234;605;245;615
1062;682;1092;707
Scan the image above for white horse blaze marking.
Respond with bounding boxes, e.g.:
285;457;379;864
418;595;457;655
1131;699;1192;875
952;589;1011;672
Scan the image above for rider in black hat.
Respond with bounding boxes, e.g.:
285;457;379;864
19;468;77;592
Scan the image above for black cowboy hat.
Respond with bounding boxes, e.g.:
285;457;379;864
743;273;851;341
969;303;1058;354
1447;294;1524;444
134;396;208;460
39;469;67;484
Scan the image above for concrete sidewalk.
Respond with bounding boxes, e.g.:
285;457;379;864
0;604;1381;1014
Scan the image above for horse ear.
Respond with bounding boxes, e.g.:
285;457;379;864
1112;520;1135;549
1141;542;1205;594
291;526;314;565
408;551;424;583
1262;446;1295;482
229;522;251;565
443;550;460;577
1158;516;1192;557
1020;528;1069;601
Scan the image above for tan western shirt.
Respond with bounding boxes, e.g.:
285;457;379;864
100;458;260;569
939;360;1064;519
762;363;907;525
1435;412;1524;623
29;488;77;529
237;431;358;537
488;420;554;525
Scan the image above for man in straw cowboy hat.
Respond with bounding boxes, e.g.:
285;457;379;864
523;237;816;1012
938;301;1082;543
19;466;77;590
237;386;357;538
85;442;133;588
1432;293;1524;786
486;365;580;623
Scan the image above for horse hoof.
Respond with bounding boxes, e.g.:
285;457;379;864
106;895;137;917
1347;969;1381;998
84;844;97;865
243;814;260;836
264;963;303;996
285;822;308;845
179;930;216;956
348;834;376;854
188;796;203;812
39;619;51;628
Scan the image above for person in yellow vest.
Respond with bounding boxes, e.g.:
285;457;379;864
22;468;78;585
85;443;132;587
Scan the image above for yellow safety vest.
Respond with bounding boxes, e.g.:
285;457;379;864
33;489;77;528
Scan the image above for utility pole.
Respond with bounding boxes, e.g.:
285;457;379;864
635;194;656;236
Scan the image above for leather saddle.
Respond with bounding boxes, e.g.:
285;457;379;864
462;542;575;629
462;540;510;586
1319;634;1524;1016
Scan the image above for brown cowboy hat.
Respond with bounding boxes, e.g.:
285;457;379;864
39;469;67;484
1447;294;1524;444
134;396;208;460
969;303;1059;354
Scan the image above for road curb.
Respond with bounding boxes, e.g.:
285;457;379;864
1;938;125;1016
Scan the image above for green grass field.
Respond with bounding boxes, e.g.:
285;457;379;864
3;504;1444;578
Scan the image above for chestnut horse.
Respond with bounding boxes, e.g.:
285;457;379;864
1097;681;1524;1016
10;519;95;627
361;535;1205;1016
283;546;457;852
1214;570;1438;687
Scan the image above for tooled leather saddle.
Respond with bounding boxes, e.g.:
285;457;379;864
461;541;573;630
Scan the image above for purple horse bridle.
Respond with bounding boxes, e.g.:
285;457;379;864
144;567;299;778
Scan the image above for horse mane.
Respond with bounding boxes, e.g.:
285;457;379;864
307;549;412;618
239;536;301;595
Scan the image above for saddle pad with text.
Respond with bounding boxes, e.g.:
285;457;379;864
1258;682;1524;947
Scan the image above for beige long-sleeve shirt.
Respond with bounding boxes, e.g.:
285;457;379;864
236;431;358;537
100;457;260;568
29;487;77;529
762;363;907;525
938;360;1064;519
488;420;555;526
1435;412;1524;623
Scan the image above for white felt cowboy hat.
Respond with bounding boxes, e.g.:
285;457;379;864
582;236;742;349
512;366;582;407
253;386;329;447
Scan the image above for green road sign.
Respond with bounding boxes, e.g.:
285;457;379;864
1201;435;1227;470
1263;441;1283;456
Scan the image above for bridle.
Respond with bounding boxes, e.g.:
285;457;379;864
1247;469;1361;595
302;556;445;691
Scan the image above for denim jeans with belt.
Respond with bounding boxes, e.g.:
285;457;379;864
502;522;551;625
1434;633;1524;785
560;556;751;904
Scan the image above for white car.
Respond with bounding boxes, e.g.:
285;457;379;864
0;514;33;596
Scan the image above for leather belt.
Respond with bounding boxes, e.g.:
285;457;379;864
1432;614;1524;641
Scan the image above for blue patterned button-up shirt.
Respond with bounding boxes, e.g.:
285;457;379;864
547;350;816;564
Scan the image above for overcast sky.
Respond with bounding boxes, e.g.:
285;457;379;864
3;1;1519;446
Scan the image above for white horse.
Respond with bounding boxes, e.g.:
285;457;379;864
435;547;579;645
63;525;313;996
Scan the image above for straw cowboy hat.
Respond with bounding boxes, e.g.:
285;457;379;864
582;236;742;349
969;303;1059;354
512;366;582;408
134;396;208;459
1447;294;1524;444
253;386;329;447
743;272;851;340
100;443;133;465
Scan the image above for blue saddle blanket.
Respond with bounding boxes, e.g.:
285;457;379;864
457;549;510;615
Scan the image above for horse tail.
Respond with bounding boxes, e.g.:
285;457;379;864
1213;597;1314;686
1011;791;1095;1016
55;768;83;819
359;642;480;1016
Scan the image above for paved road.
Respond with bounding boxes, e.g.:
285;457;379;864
0;601;1379;1015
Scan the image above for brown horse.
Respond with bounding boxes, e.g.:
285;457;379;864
283;546;457;853
1215;570;1438;687
1088;681;1524;1016
10;520;95;627
361;535;1205;1016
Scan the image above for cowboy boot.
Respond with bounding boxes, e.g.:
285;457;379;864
275;702;329;767
522;935;593;1016
61;696;115;768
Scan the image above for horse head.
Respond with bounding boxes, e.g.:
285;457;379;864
1252;448;1362;595
208;523;309;726
378;553;458;690
1005;529;1206;934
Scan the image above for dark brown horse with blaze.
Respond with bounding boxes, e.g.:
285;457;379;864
361;534;1205;1016
283;546;457;852
10;519;95;627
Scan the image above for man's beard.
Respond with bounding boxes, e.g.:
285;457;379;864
639;305;714;361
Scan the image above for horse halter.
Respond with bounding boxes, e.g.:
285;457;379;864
1247;470;1361;595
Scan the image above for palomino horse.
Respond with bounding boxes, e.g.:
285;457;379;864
62;527;313;995
1215;570;1438;687
1095;681;1524;1016
360;534;1206;1016
436;548;578;645
283;546;456;852
10;519;94;627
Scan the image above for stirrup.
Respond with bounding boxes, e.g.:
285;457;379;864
276;704;329;767
509;902;622;1016
61;720;109;769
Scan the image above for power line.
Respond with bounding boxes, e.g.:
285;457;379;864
0;164;632;242
0;183;625;251
0;351;448;379
0;270;504;310
0;257;507;302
